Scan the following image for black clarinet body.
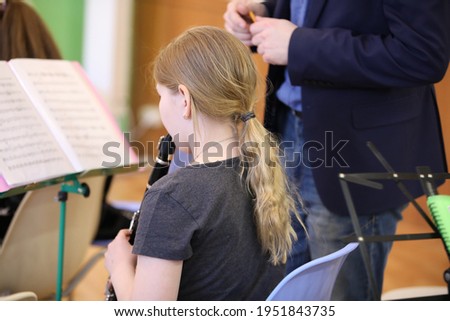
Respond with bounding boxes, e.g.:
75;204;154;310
105;134;175;301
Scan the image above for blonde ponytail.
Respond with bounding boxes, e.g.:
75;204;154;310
239;117;301;265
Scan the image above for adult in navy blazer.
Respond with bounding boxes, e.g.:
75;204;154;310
262;0;449;215
225;0;450;300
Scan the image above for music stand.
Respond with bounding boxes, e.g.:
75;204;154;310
339;142;450;300
55;178;90;301
0;164;142;301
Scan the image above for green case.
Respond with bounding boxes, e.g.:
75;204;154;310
427;194;450;255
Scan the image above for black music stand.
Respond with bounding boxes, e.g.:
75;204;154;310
339;142;450;300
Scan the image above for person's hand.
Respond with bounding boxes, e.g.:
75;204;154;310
104;229;136;275
223;0;267;46
250;17;297;65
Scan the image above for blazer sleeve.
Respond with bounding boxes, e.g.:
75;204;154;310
288;0;450;88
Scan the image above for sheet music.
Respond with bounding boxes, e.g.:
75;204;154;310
0;62;74;187
9;59;128;170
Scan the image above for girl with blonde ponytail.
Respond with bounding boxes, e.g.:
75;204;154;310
105;26;302;301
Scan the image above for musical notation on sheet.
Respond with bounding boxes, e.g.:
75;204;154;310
0;63;74;186
10;60;127;170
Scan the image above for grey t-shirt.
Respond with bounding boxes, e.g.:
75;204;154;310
133;157;285;300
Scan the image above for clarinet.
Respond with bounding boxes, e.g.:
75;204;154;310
105;134;176;301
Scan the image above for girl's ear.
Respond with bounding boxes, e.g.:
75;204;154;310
178;84;191;119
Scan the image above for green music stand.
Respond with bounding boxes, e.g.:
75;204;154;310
55;178;90;301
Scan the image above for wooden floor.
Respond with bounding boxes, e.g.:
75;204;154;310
69;169;450;301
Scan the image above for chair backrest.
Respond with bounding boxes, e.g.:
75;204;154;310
0;176;105;299
267;242;359;301
0;291;38;301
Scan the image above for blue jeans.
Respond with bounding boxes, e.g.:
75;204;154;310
277;106;404;300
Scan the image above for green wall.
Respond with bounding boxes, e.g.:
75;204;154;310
29;0;85;62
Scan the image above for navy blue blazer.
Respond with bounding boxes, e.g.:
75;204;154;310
263;0;450;215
